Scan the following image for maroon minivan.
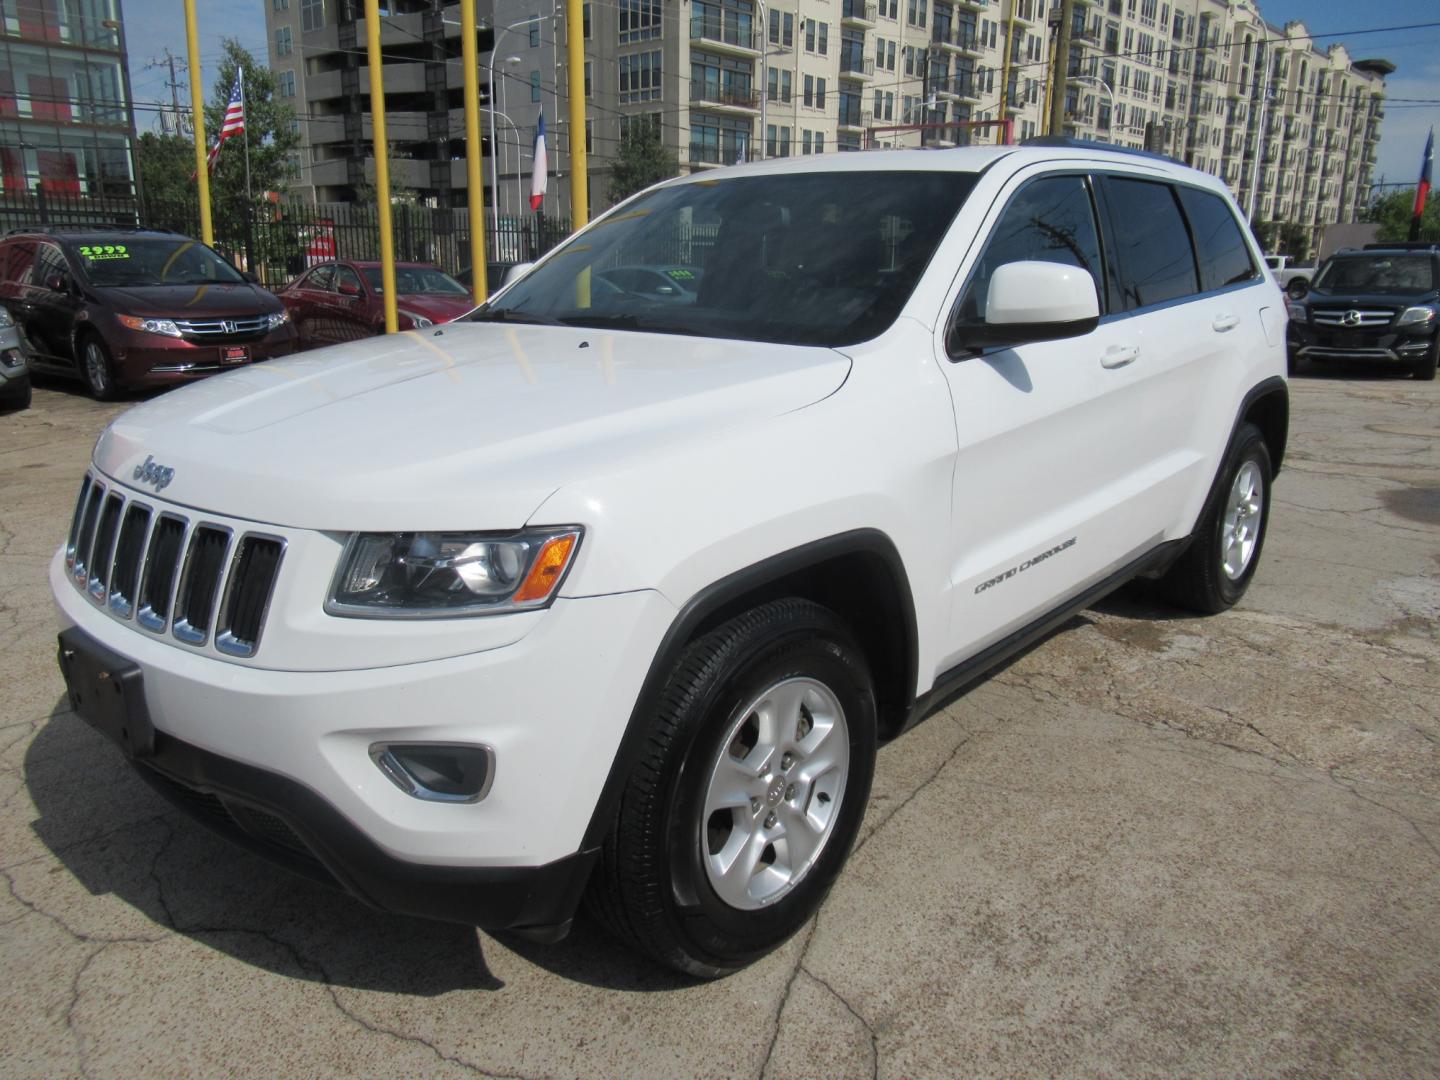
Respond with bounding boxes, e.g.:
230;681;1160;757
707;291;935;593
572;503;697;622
0;228;297;400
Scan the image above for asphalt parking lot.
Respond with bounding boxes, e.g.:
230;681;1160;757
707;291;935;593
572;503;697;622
1;370;1437;1078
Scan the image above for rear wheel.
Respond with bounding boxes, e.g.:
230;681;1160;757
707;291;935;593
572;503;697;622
587;598;877;978
1157;423;1273;614
80;334;119;401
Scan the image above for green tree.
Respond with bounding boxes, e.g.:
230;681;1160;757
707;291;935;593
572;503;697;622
203;38;299;205
606;123;678;204
1364;188;1440;242
134;131;198;207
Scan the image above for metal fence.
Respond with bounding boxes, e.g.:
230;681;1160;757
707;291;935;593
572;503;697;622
0;186;572;288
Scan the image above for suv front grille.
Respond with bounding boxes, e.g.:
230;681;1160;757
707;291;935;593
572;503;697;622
1312;307;1396;327
65;474;285;657
173;315;271;344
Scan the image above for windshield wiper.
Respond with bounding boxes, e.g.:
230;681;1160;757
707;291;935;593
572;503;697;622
469;308;564;326
555;312;688;334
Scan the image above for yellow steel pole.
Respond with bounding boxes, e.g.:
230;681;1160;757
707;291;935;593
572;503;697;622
183;0;213;244
364;0;399;333
565;0;588;229
460;0;488;305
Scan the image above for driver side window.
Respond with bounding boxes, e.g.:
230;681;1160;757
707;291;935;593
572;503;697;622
956;175;1105;326
333;266;362;293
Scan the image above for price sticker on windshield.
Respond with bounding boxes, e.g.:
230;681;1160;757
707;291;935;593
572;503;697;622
78;244;129;261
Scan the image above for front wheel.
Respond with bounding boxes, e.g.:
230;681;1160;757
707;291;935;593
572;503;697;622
587;598;877;978
80;334;120;401
1157;422;1274;614
1411;338;1439;382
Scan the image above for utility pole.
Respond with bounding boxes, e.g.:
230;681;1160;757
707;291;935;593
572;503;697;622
1046;0;1075;136
145;47;187;135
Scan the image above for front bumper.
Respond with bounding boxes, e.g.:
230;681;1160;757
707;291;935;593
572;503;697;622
51;547;676;927
1287;322;1437;363
106;324;299;388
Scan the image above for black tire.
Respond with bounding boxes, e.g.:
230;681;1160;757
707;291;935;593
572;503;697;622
1411;338;1439;382
79;333;120;401
1157;422;1273;614
1286;349;1304;377
587;598;877;978
1;377;30;412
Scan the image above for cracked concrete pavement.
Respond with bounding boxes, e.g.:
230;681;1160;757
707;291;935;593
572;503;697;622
1;369;1437;1078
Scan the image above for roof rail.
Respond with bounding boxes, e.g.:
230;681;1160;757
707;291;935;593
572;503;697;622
1360;241;1440;251
1018;135;1183;167
3;224;172;237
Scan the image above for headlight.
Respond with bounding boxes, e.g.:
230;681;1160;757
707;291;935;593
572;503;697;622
117;315;182;338
1287;303;1308;322
327;527;582;617
1396;306;1436;328
266;310;290;330
401;310;434;329
0;307;13;328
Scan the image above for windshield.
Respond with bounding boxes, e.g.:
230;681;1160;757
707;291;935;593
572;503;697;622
72;238;245;287
362;266;468;295
471;170;978;346
1314;254;1437;294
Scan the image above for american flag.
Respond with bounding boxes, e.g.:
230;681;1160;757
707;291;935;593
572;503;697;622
206;70;246;174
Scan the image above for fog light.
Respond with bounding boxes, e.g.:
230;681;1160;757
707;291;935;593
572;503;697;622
0;348;23;369
370;742;494;803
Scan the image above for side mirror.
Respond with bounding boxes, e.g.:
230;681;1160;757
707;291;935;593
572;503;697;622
1285;277;1309;300
952;261;1100;352
502;262;534;287
44;273;69;293
337;280;361;297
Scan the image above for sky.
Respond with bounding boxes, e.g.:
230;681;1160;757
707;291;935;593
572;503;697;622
120;0;1440;188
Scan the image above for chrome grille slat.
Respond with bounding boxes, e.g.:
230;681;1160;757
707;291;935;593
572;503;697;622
87;493;125;603
173;526;232;646
65;474;284;657
216;536;286;657
172;315;269;335
108;503;153;619
137;514;188;632
1312;307;1395;327
72;482;105;585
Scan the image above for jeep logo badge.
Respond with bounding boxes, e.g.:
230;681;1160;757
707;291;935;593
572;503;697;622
133;455;175;491
1342;310;1362;327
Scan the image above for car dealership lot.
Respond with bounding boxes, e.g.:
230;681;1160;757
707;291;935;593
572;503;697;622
1;374;1437;1078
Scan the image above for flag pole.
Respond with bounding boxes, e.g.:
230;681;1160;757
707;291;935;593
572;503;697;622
241;65;252;206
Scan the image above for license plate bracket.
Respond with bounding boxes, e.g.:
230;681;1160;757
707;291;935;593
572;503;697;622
57;628;155;759
222;345;250;365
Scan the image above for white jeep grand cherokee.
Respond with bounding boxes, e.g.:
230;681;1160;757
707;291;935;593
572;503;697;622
52;142;1287;977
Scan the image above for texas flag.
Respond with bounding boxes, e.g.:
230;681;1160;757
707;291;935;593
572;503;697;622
530;112;548;212
1414;128;1434;221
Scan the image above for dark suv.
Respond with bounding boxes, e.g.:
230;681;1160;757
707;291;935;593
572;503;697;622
1287;244;1440;381
0;228;297;399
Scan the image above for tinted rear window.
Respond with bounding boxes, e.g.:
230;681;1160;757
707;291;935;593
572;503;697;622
1105;177;1199;310
1177;186;1259;292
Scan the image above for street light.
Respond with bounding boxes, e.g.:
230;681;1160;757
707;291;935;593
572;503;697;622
1067;74;1115;136
1246;23;1276;224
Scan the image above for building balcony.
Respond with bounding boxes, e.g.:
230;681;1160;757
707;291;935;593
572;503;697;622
932;25;981;54
929;74;980;102
690;16;760;56
839;55;876;80
690;81;761;114
837;108;874;132
841;0;878;28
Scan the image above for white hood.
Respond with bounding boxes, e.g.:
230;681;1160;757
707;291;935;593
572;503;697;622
94;322;851;530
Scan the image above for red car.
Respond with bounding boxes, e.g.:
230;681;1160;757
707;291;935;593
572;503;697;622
276;260;476;348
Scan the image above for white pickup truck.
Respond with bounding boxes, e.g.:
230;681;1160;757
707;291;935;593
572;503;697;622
1264;254;1315;298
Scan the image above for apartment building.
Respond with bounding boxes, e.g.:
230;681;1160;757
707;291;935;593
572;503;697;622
0;0;140;202
268;0;1386;246
1061;0;1388;251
